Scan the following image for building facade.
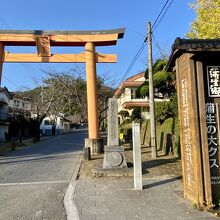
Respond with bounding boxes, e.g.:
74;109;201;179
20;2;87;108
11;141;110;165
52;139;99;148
9;95;31;117
114;72;170;123
0;87;12;142
40;113;71;136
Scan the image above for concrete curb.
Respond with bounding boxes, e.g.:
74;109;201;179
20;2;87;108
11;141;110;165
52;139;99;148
64;154;82;220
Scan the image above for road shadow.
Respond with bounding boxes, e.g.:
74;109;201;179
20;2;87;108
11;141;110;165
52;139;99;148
143;176;182;189
142;157;179;170
0;130;88;164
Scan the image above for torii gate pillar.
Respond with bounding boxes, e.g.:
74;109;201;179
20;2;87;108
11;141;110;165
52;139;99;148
85;42;101;153
0;43;4;85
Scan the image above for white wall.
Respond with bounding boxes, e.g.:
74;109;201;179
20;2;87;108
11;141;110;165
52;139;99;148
40;114;71;134
117;87;148;112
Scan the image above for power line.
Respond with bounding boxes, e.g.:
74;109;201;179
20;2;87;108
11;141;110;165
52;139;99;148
117;0;174;86
152;0;171;30
3;75;20;90
152;0;175;32
115;42;146;85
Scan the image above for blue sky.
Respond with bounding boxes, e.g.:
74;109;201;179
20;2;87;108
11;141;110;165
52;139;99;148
0;0;195;91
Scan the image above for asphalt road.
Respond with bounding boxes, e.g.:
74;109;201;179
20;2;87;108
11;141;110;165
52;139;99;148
0;129;87;220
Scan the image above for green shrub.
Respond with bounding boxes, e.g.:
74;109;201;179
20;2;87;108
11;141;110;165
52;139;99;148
173;116;180;157
170;93;178;117
136;81;149;97
153;71;168;87
131;107;142;120
155;101;172;123
141;117;180;157
118;110;129;119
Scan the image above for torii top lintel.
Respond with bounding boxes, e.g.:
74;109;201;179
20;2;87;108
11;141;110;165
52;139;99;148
0;28;125;46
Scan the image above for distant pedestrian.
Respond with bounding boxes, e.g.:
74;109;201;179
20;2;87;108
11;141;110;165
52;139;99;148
119;129;125;145
17;127;23;144
52;125;56;136
4;132;10;142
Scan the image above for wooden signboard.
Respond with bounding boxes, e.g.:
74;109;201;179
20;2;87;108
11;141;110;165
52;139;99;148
175;53;204;205
204;64;220;200
166;38;220;207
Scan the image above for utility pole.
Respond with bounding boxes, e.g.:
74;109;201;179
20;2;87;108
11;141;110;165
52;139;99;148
147;22;157;158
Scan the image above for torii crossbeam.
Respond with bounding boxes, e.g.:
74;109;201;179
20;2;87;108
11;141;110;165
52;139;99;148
0;28;125;154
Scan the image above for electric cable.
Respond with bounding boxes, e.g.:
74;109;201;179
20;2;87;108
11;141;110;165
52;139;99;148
117;0;174;87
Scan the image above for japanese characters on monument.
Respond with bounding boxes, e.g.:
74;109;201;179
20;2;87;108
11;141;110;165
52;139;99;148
207;66;220;97
206;66;220;185
181;79;192;187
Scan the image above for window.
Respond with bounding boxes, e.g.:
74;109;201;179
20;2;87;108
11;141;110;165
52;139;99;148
131;88;136;99
44;120;55;125
44;120;50;125
13;100;20;107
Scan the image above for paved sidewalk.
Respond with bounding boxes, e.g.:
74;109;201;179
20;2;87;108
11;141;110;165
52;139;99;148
73;176;216;220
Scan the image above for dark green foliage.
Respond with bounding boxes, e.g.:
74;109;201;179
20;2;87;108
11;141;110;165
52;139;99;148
155;101;172;123
140;59;175;97
153;71;168;87
170;93;178;116
145;59;167;79
118;110;129;119
153;60;167;73
154;93;178;124
124;128;132;143
136;81;149;97
140;84;149;97
131;107;142;120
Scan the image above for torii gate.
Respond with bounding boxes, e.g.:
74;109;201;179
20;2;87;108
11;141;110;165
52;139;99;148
0;29;125;153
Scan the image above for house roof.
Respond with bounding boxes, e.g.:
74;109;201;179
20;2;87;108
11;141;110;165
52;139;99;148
122;101;149;109
0;87;13;100
114;72;145;97
165;38;220;72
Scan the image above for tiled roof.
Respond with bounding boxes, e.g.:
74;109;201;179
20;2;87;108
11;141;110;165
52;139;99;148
172;38;220;51
114;72;145;97
122;101;149;109
125;72;145;81
0;87;13;99
166;38;220;71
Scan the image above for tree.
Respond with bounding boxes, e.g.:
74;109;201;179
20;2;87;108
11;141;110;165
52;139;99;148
187;0;220;39
21;84;56;141
136;59;175;98
118;110;129;120
17;66;114;139
136;59;177;124
131;107;142;120
97;76;114;126
45;69;114;125
44;71;87;120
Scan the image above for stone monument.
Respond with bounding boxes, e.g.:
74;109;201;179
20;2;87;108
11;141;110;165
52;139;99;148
132;122;143;190
103;98;127;169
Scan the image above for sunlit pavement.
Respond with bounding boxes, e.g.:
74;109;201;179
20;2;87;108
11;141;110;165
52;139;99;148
74;177;217;220
0;130;86;220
